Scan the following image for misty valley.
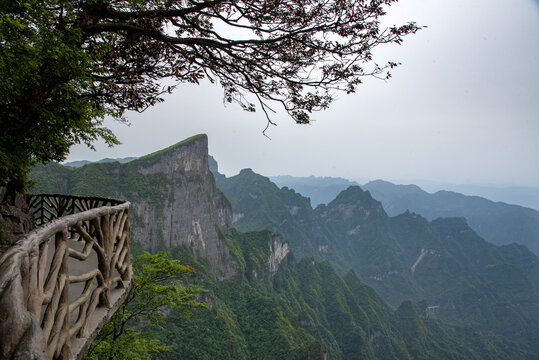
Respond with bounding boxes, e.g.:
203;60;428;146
28;135;539;359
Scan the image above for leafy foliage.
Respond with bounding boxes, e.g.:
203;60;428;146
83;251;205;360
0;0;119;180
1;0;419;181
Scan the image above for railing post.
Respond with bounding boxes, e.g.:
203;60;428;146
121;210;131;285
98;214;112;308
54;228;71;359
40;195;44;225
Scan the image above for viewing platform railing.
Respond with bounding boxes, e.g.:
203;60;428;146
0;194;131;360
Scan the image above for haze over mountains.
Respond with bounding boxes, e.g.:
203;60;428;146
267;174;539;211
269;175;359;208
30;137;539;358
264;172;539;257
212;166;539;336
362;180;539;256
63;157;138;168
408;182;539;212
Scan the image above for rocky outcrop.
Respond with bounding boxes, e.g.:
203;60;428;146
0;179;34;251
267;236;290;278
30;134;239;280
317;186;387;224
128;135;237;279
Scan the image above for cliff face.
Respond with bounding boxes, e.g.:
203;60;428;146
0;180;34;250
130;135;238;279
30;134;239;280
267;236;289;278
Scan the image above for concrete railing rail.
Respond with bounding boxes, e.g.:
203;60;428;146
0;194;132;360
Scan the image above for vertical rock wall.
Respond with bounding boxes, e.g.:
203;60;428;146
29;134;239;280
128;135;238;280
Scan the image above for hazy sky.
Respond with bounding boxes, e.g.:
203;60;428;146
67;0;539;187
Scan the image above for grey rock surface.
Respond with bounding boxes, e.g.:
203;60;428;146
130;136;238;279
30;134;239;280
0;180;34;250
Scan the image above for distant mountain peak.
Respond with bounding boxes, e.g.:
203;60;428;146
322;186;387;223
328;186;380;209
269;174;359;206
239;168;256;175
364;179;424;195
364;179;539;256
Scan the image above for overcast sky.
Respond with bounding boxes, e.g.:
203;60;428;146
67;0;539;188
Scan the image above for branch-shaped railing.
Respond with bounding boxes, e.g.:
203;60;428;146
0;194;131;360
28;194;125;225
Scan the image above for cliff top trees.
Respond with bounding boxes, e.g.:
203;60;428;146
0;0;419;182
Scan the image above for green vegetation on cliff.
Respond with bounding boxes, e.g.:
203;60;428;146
152;230;512;360
84;252;204;360
214;167;539;357
30;135;207;200
215;169;322;259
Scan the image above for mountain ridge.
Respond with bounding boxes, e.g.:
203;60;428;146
29;137;539;358
212;164;539;352
31;134;239;280
363;179;539;256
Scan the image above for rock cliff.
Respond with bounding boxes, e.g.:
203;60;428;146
267;236;289;278
130;135;238;279
30;134;239;279
0;179;34;250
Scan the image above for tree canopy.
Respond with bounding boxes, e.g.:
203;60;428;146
83;251;205;360
0;0;419;181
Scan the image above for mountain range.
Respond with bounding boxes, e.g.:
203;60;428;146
363;180;539;256
29;135;539;359
263;174;539;257
269;175;359;207
211;166;539;352
62;156;138;167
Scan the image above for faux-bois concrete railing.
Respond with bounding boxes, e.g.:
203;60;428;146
0;194;132;360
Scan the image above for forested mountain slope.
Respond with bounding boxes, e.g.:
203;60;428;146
363;180;539;256
256;175;539;257
157;231;514;360
213;167;539;354
29;137;539;359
